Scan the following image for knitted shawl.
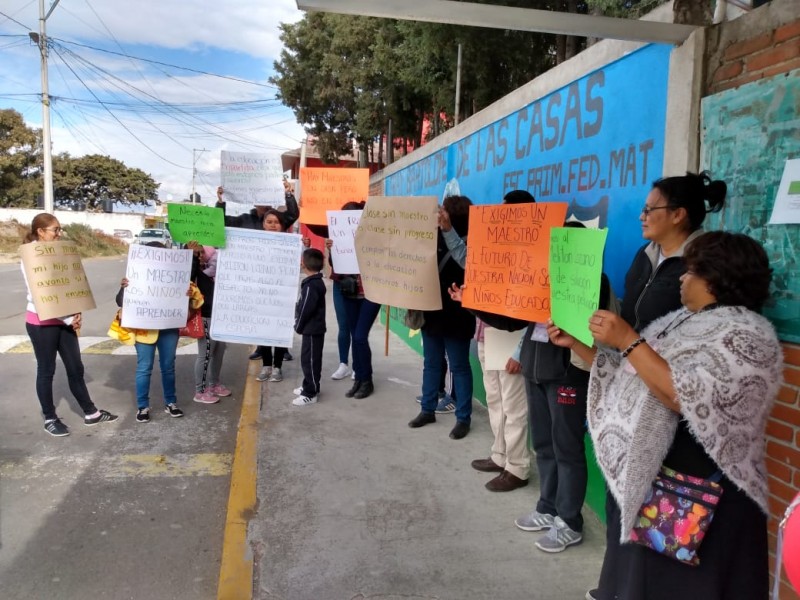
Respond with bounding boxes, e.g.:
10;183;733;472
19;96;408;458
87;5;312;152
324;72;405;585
588;305;782;542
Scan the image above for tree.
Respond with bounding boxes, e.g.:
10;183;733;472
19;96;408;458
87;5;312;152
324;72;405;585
272;2;558;163
0;109;41;208
53;154;159;210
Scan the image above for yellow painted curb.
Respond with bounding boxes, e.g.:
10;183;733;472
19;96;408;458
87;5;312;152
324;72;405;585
217;359;260;600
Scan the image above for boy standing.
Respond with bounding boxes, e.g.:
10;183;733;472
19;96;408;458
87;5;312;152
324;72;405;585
292;249;326;406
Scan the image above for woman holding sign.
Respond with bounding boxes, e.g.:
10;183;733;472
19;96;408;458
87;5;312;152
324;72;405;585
548;232;779;600
584;171;727;600
22;213;118;437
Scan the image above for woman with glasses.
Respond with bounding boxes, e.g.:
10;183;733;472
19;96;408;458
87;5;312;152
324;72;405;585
22;213;118;437
585;171;726;600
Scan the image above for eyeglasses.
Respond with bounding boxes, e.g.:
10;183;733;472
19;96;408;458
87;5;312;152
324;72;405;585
42;227;63;234
641;205;674;216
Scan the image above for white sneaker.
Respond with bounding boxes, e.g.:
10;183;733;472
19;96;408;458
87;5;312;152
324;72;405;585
331;363;352;380
293;386;303;396
292;394;318;407
268;368;283;382
256;366;271;382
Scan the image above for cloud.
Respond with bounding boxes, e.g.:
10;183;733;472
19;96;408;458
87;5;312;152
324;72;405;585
2;0;303;60
0;0;308;200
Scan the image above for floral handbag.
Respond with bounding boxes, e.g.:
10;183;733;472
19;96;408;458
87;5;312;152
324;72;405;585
630;466;723;566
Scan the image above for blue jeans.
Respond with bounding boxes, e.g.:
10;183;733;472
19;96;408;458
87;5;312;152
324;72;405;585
421;331;472;424
343;297;381;381
332;281;351;365
135;329;179;410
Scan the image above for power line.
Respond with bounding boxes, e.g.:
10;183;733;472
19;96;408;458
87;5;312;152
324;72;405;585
52;38;279;90
0;9;32;31
51;44;190;169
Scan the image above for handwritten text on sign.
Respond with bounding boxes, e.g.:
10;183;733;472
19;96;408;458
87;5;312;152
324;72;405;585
354;196;441;310
122;245;193;329
549;227;608;346
220;150;285;216
300;168;369;225
210;228;302;347
327;210;361;274
19;241;96;320
463;202;568;322
167;203;226;247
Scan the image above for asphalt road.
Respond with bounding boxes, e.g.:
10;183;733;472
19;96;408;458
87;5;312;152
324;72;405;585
0;256;248;600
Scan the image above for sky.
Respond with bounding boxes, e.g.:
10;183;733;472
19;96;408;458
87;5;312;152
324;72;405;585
0;0;307;202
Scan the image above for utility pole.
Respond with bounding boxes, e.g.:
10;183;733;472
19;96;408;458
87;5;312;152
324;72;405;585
31;0;62;214
191;148;207;203
454;43;462;126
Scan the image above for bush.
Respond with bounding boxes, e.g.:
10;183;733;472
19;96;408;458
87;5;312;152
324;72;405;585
61;223;129;257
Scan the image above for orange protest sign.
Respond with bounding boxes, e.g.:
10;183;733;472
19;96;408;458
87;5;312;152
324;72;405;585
462;202;568;322
299;168;369;225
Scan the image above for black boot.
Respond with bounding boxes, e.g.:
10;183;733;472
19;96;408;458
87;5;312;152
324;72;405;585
353;379;374;399
408;411;436;428
345;380;362;398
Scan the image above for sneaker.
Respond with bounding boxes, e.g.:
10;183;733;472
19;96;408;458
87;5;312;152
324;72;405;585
193;390;220;404
84;409;119;426
283;351;293;361
256;366;271;382
136;408;150;423
248;349;261;360
293;386;303;396
416;391;446;404
268;368;283;382
44;418;69;437
292;394;318;407
208;383;232;397
331;363;353;380
435;395;456;414
515;510;555;532
164;403;184;418
586;591;600;600
535;516;583;553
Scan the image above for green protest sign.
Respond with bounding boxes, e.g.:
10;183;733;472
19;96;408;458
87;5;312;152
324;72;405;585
549;227;608;347
167;203;226;247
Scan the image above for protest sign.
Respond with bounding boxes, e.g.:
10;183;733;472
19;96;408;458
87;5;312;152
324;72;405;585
462;202;568;322
167;203;226;247
484;328;524;371
220;150;285;215
327;210;361;274
299;168;369;225
354;196;441;310
210;228;303;347
549;227;608;346
19;241;96;320
121;245;193;329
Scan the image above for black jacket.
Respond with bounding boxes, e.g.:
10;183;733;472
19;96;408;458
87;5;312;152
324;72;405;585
295;273;326;335
422;232;476;340
621;237;696;331
216;193;299;231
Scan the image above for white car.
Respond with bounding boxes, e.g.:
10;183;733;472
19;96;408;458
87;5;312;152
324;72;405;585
135;228;173;248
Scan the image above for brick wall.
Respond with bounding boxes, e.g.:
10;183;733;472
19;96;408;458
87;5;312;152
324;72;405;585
706;3;799;95
703;3;800;598
770;344;800;600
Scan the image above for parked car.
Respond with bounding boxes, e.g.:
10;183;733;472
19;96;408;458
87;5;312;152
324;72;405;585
113;229;134;244
135;228;173;248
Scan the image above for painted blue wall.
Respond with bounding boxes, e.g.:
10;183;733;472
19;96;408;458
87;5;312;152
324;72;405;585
385;44;673;297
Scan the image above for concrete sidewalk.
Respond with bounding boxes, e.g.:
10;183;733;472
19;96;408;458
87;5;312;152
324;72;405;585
248;282;605;600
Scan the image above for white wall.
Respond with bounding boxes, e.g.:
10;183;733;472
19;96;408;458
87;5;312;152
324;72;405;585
0;209;145;238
